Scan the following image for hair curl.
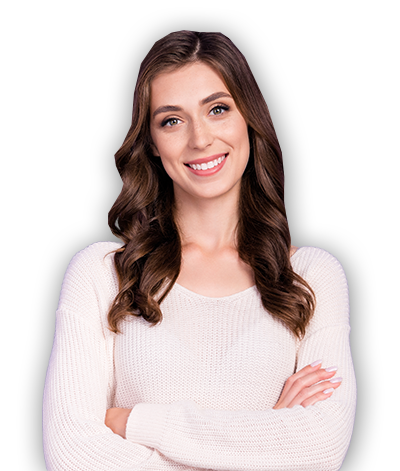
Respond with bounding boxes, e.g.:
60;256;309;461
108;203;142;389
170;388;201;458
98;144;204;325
108;31;315;339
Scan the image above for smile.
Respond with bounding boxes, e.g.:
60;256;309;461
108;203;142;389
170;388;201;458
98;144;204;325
184;152;229;177
185;154;227;171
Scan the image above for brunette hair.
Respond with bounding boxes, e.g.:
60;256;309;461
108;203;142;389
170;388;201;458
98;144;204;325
108;31;315;338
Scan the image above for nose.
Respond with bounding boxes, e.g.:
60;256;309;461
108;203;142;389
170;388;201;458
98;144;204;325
187;118;213;150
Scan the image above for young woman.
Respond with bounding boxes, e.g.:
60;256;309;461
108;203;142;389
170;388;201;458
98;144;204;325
43;31;356;470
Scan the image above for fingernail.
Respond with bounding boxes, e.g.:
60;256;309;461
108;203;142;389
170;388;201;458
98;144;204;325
323;388;335;394
310;360;323;367
330;377;343;384
325;366;338;373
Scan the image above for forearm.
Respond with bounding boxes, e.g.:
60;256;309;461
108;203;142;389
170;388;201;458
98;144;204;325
126;397;354;471
43;310;203;471
125;324;356;471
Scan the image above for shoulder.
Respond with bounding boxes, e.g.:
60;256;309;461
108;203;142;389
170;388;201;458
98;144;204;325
292;246;350;334
61;241;122;291
65;241;123;272
58;241;123;316
291;246;347;285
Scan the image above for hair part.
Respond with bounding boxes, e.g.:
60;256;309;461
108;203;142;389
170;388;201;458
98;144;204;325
108;30;315;339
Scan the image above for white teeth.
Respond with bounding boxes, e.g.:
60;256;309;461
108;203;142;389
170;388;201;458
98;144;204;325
188;154;226;171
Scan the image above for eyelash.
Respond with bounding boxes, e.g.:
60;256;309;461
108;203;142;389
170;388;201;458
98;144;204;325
210;103;230;115
161;104;230;127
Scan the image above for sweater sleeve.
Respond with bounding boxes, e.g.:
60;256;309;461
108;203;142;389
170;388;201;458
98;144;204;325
43;243;202;471
125;248;357;471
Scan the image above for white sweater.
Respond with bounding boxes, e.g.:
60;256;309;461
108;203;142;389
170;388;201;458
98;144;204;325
43;242;356;471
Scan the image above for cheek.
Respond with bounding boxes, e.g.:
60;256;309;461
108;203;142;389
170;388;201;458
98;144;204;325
152;131;185;161
229;119;250;155
155;139;185;179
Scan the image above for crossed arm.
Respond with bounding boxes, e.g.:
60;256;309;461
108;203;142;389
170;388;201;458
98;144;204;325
106;360;343;437
43;244;356;471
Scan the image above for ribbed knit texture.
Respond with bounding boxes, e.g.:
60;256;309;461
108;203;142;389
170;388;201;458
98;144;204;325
43;242;356;471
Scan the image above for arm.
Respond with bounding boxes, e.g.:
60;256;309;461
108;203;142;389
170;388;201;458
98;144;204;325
124;249;356;471
43;243;202;471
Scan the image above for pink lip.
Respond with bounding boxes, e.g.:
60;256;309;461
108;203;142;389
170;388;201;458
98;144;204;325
184;153;227;165
185;153;228;177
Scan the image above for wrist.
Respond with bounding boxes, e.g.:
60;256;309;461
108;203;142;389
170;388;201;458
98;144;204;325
126;402;169;448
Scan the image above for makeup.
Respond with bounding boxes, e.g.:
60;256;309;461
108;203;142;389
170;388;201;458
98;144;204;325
185;153;228;177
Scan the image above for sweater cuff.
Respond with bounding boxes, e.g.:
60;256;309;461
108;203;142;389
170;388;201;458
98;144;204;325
125;402;169;449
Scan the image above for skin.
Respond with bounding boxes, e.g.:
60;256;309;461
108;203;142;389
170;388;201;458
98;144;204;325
150;62;254;297
150;62;250;203
105;62;342;437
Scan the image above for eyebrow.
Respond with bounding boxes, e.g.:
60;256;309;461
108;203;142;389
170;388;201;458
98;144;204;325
152;91;232;118
200;91;232;106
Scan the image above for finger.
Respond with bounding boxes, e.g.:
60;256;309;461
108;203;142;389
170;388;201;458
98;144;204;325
301;389;334;408
275;362;323;409
288;377;343;408
280;367;339;408
278;360;323;400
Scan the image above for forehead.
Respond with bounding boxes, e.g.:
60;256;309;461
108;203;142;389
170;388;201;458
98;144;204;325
150;62;229;109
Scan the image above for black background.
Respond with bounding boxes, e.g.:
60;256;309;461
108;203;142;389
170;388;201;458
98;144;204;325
36;24;367;469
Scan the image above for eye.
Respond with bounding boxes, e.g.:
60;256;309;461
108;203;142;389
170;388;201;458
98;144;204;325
161;117;181;127
210;104;230;116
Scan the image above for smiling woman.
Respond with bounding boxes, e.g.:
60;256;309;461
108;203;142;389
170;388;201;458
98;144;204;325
43;31;356;471
150;62;250;204
105;31;316;326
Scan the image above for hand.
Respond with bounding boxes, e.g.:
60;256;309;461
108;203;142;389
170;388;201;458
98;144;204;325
273;360;342;409
105;407;132;438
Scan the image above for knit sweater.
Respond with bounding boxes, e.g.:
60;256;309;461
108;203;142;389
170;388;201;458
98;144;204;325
43;242;356;471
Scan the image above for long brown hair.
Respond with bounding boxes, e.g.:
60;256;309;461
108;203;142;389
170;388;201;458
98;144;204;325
108;31;315;339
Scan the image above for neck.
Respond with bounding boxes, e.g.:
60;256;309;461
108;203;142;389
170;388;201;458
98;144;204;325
174;187;240;253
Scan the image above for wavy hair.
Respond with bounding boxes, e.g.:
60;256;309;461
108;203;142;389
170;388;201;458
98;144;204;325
108;31;315;338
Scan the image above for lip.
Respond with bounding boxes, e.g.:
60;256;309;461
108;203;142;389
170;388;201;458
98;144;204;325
185;153;228;177
184;153;227;165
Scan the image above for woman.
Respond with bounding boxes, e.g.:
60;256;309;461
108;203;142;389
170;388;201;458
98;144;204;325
43;31;356;470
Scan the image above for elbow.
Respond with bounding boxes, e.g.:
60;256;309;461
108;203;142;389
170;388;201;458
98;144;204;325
43;416;69;471
43;404;88;470
319;451;350;471
302;439;351;471
309;402;356;471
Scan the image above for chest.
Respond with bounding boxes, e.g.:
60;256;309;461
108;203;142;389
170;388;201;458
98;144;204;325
113;286;297;410
177;246;255;297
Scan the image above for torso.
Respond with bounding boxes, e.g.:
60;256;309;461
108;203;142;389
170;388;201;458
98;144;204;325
176;245;298;298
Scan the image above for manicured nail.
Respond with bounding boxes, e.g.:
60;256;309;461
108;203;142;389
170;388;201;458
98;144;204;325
330;377;343;384
310;360;323;367
323;388;335;394
325;366;338;373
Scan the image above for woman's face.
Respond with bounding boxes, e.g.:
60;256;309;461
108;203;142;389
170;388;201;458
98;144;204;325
150;62;250;203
